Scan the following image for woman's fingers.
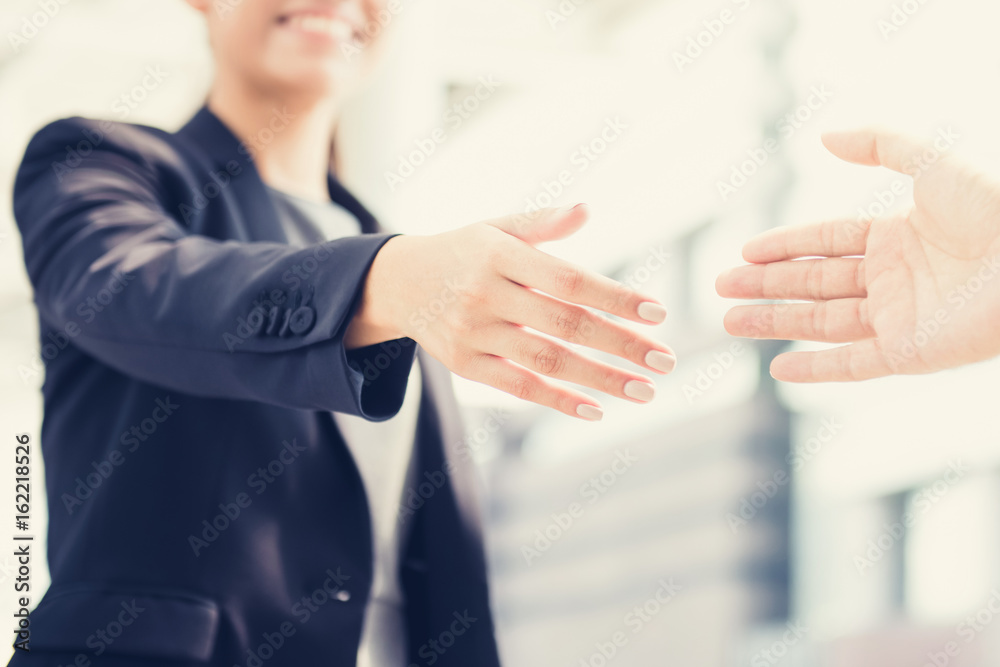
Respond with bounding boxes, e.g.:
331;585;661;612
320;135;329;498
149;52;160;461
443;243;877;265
723;299;874;342
717;258;866;301
741;218;871;263
481;323;658;403
483;207;668;324
457;353;606;421
770;340;894;382
414;208;673;418
492;282;676;374
498;249;667;325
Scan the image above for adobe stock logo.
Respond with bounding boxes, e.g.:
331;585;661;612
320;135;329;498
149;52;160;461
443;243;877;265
511;116;629;236
919;587;1000;667
716;85;834;203
850;126;958;227
877;0;931;40
521;449;638;566
409;610;478;667
672;0;755;73
60;397;180;515
7;0;72;54
853;460;967;575
188;438;308;557
682;342;745;404
750;621;809;667
727;418;843;534
384;75;501;192
578;578;683;666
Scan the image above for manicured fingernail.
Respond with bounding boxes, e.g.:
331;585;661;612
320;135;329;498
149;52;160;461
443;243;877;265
637;302;667;324
645;350;676;374
624;380;656;402
576;404;604;421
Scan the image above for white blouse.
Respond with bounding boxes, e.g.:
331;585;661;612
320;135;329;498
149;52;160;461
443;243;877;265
268;187;420;667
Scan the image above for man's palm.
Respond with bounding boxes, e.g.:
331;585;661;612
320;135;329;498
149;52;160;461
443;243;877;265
717;129;1000;382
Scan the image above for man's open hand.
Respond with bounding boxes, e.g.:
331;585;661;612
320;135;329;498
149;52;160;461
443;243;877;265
717;129;1000;382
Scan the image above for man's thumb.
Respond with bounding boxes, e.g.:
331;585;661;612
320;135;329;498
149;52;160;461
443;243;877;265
487;204;589;245
821;128;930;175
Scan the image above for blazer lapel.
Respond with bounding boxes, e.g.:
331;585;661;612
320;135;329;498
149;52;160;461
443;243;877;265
175;106;384;239
415;349;487;551
328;173;381;234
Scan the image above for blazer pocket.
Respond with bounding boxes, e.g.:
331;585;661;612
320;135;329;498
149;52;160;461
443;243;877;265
28;584;220;662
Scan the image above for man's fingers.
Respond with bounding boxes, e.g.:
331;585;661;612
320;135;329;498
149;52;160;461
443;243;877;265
458;354;606;421
499;251;666;325
742;129;934;263
486;204;589;246
716;258;866;301
492;282;677;374
723;299;874;342
821;128;931;174
742;218;871;263
770;340;893;382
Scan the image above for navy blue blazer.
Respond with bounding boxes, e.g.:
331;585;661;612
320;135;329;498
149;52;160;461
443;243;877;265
9;107;501;667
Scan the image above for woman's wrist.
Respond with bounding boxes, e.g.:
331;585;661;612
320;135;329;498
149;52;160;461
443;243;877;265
345;235;412;349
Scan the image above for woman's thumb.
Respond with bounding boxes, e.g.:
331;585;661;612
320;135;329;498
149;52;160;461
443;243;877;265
486;204;589;245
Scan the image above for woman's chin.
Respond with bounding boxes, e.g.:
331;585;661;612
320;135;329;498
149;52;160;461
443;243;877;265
265;61;364;100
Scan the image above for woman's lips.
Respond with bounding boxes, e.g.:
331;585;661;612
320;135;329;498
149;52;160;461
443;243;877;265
277;13;357;42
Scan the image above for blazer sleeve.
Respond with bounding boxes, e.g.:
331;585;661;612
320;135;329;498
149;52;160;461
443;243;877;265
13;118;415;420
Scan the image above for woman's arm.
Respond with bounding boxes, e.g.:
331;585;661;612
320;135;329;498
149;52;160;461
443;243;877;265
16;117;412;419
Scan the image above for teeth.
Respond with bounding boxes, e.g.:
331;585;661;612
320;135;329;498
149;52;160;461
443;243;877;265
329;20;353;40
287;14;354;39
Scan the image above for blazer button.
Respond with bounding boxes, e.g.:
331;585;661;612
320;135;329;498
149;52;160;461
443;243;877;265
288;306;316;335
247;306;266;335
335;589;351;602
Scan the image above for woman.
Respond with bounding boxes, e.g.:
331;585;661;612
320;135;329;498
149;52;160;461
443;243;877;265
10;0;676;665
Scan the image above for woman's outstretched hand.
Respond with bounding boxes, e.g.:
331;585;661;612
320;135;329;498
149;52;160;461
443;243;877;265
347;205;676;420
717;129;1000;382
